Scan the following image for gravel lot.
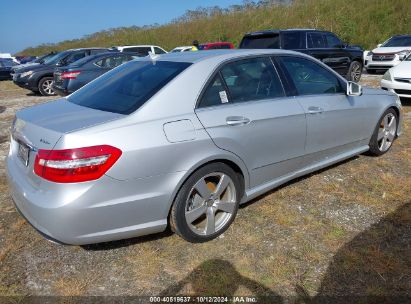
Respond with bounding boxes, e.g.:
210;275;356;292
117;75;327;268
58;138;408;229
0;74;410;302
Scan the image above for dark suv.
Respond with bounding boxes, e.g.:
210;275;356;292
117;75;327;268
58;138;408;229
239;29;364;82
13;48;108;95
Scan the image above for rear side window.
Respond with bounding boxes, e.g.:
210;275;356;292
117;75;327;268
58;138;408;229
123;47;151;56
239;34;280;49
279;56;344;95
66;52;86;64
307;33;327;48
95;55;131;68
154;47;166;54
198;74;227;107
281;32;304;49
68;61;191;114
198;57;284;108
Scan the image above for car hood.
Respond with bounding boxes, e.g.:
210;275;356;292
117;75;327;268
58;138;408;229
15;63;55;73
390;61;411;78
372;46;411;54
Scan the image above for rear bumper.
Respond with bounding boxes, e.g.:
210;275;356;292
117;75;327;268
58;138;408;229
52;84;71;96
6;154;185;245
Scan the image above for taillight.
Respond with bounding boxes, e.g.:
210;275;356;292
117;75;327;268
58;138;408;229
61;71;81;79
34;145;122;183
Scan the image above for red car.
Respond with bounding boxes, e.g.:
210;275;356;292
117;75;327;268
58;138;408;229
199;42;235;50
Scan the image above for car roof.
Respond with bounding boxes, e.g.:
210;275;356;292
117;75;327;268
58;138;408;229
115;45;162;48
201;42;233;46
143;49;304;63
65;47;108;52
244;28;317;35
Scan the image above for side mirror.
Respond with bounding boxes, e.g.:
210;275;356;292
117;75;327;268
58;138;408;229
347;81;362;96
377;43;382;48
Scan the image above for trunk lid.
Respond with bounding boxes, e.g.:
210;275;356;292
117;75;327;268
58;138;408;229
10;98;124;184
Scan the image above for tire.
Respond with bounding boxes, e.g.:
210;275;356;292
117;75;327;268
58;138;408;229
347;61;363;82
170;162;242;243
38;77;56;96
366;69;376;74
368;108;398;156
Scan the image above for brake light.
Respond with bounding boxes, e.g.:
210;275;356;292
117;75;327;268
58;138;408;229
61;71;81;79
34;145;122;183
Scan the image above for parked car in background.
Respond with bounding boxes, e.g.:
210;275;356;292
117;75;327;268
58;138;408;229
16;56;37;64
381;54;411;98
170;46;193;52
12;52;56;72
364;34;411;73
53;52;137;96
199;42;235;50
12;48;108;96
239;29;364;82
112;45;167;56
0;53;19;63
0;59;18;80
6;49;402;245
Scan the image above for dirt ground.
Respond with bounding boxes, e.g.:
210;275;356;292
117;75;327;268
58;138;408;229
0;74;410;303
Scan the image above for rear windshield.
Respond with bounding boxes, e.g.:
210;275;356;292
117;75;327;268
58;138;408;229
240;34;280;49
68;60;191;114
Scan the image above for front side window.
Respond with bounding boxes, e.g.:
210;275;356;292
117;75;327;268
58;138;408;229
325;33;342;48
307;33;327;48
198;57;284;108
279;56;344;95
68;60;191;114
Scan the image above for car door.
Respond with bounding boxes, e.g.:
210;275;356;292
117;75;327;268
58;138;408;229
306;32;349;76
195;57;307;188
324;32;351;75
277;56;368;166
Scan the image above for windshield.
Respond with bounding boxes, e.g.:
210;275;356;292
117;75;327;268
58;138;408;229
382;36;411;47
68;60;191;114
42;51;69;65
35;53;55;64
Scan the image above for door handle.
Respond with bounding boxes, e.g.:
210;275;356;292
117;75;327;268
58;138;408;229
226;116;251;126
308;106;324;114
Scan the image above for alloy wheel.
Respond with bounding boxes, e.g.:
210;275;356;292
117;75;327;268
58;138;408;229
42;80;54;95
377;113;396;152
185;172;237;236
351;62;362;82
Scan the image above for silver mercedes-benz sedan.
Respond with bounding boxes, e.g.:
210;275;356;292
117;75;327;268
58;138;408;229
6;50;402;245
